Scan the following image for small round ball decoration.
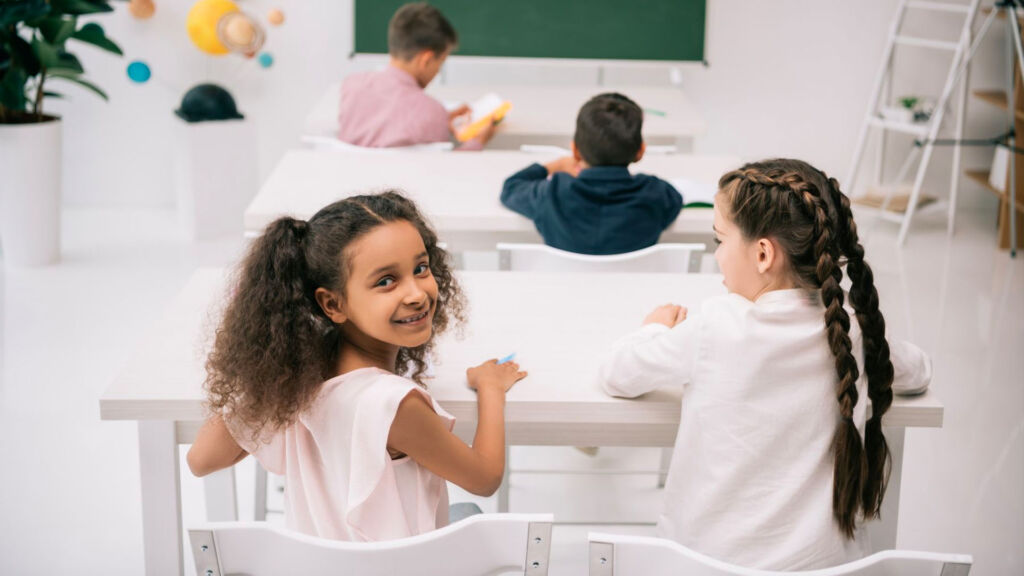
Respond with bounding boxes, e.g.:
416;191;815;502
127;60;152;83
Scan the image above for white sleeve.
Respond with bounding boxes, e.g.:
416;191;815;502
889;339;932;396
599;316;702;399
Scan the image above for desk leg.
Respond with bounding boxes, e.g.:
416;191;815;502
865;426;905;552
203;467;237;521
138;421;183;576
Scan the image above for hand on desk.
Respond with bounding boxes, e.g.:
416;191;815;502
467;358;528;394
545;156;583;177
644;304;688;328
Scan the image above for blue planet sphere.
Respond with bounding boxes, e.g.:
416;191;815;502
258;52;273;68
127;61;151;83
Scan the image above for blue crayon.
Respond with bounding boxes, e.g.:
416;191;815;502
497;353;517;365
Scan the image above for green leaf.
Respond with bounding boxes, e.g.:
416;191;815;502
43;90;65;99
33;39;85;73
0;67;28;111
37;16;78;46
47;70;107;100
71;22;122;56
53;51;84;73
12;34;41;77
31;36;60;68
0;0;50;28
0;45;10;71
48;0;114;16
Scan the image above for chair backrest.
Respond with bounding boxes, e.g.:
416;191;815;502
300;135;454;153
587;533;972;576
497;243;706;274
189;514;553;576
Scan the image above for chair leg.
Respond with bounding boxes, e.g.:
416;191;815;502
497;447;511;512
203;466;237;522
657;447;673;488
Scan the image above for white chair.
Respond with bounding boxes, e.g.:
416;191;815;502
300;135;454;153
496;243;706;274
587;533;972;576
189;513;554;576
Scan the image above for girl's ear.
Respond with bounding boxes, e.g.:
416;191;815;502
315;287;348;324
756;237;776;275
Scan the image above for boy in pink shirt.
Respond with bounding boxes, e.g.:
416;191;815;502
338;3;495;150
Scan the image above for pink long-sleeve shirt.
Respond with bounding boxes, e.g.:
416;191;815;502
337;66;482;150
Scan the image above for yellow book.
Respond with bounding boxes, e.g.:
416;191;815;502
453;93;511;142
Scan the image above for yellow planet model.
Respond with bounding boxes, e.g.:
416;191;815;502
186;0;238;55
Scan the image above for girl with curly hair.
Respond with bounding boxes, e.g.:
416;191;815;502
186;191;526;541
599;159;931;570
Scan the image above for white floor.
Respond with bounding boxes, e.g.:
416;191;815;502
0;204;1021;575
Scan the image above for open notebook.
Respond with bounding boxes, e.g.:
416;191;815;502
670;178;717;208
447;93;512;142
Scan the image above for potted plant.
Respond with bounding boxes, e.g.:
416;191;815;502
1;0;122;267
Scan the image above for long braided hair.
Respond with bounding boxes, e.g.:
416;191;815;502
206;191;467;445
717;159;894;538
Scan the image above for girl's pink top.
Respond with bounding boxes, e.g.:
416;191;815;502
228;367;455;541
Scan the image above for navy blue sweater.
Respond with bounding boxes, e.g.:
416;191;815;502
500;163;683;255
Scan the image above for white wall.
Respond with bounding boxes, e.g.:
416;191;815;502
53;0;1008;213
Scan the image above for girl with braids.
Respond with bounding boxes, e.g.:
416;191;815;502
186;191;527;541
599;159;931;570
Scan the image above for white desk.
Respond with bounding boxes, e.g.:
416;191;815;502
101;269;943;576
304;81;706;150
244;150;739;250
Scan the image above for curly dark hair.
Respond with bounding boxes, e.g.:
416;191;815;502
205;191;467;444
718;159;894;539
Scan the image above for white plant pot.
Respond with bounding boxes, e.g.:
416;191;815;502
0;118;62;267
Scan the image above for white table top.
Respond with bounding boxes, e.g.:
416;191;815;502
304;81;706;142
244;149;739;244
101;269;944;446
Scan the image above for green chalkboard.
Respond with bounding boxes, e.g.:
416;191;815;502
354;1;706;62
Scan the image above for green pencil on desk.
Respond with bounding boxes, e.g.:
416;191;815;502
644;107;667;117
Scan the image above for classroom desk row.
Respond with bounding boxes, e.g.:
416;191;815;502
100;269;944;576
304;82;707;151
244;150;739;251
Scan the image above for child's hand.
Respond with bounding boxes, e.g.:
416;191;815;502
448;104;471;123
544;156;581;177
467;359;527;395
476;120;499;145
643;304;687;328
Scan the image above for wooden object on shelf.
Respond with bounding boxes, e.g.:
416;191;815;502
853;193;938;213
963;169;1024;249
966;59;1024;251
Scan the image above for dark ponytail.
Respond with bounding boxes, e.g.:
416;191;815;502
206;192;466;444
832;181;894;520
717;159;894;538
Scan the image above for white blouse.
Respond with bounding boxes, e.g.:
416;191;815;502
599;289;931;571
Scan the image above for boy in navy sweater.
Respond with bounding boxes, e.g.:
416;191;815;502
500;93;683;255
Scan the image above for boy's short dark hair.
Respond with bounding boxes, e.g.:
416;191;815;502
388;3;458;60
574;93;644;166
